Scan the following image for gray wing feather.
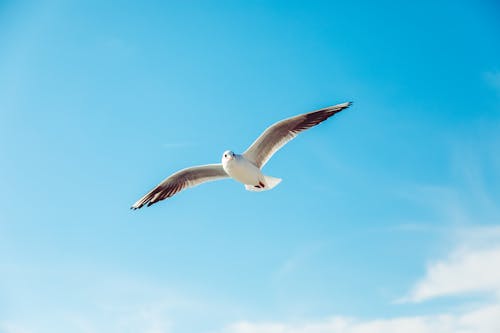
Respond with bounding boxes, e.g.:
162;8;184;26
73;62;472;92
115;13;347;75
131;164;228;209
243;102;351;168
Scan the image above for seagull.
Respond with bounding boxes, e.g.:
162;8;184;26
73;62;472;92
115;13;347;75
131;102;351;209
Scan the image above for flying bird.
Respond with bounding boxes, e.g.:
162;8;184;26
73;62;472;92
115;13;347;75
131;102;351;209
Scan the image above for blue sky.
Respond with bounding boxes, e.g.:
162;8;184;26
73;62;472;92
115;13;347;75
1;1;499;332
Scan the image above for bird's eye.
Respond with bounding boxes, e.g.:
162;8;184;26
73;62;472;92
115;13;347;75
224;154;227;158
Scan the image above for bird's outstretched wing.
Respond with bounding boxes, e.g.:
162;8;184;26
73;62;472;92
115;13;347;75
131;164;228;209
243;102;351;168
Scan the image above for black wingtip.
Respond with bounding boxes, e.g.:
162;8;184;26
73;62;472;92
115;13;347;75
342;101;353;108
337;101;352;112
326;101;352;115
130;204;142;210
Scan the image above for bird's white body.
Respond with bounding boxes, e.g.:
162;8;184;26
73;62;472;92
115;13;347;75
222;154;261;185
221;151;281;191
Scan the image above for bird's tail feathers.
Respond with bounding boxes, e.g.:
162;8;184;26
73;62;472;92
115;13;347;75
264;175;282;190
244;175;282;192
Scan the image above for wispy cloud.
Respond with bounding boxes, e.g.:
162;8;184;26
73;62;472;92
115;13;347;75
484;71;500;95
272;243;323;282
0;265;209;333
0;322;33;333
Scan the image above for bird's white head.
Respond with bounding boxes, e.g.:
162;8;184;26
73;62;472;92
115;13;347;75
222;150;236;163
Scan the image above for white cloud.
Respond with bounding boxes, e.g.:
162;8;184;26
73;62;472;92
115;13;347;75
221;304;500;333
219;226;500;333
402;226;500;303
403;247;500;302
